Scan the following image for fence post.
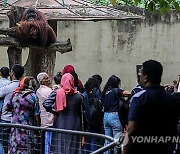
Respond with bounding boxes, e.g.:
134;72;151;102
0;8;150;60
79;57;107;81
40;130;45;154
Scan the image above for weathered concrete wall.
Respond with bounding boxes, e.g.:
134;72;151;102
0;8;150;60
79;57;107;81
0;9;180;91
55;11;180;90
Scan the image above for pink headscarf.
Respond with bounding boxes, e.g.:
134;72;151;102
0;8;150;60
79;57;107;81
55;73;78;111
62;64;84;88
62;64;75;75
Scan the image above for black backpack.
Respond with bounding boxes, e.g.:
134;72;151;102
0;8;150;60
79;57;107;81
114;88;129;128
85;88;103;128
118;97;129;128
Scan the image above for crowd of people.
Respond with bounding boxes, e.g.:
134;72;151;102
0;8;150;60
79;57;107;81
0;59;179;154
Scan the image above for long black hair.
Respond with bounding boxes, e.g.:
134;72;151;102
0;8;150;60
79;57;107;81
84;76;100;94
53;72;62;85
102;75;121;96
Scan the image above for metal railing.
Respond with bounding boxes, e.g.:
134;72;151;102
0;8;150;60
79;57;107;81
0;123;122;154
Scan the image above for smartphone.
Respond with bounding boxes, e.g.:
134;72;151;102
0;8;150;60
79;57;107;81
136;64;142;77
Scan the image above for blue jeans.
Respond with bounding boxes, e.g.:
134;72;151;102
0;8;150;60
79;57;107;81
83;137;98;153
104;112;122;154
45;131;52;154
82;126;102;153
0;100;3;114
0;132;4;154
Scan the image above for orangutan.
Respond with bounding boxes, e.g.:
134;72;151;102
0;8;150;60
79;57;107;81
11;8;57;47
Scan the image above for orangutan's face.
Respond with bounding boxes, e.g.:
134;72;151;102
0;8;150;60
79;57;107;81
25;8;39;21
29;26;38;39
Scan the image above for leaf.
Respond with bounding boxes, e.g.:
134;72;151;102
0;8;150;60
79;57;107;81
173;1;180;10
167;0;173;3
135;0;139;5
111;0;117;5
145;0;149;8
148;1;156;12
160;6;166;14
158;0;165;6
164;1;170;11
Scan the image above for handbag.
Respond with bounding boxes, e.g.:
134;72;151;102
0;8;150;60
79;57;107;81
114;88;129;128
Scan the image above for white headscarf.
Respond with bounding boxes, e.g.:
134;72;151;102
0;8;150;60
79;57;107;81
37;72;48;83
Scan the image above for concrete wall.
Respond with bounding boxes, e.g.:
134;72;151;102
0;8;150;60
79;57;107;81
55;11;180;90
0;9;180;91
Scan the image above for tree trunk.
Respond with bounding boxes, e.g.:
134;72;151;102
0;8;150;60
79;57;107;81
7;6;24;69
7;47;22;68
24;48;56;78
24;20;57;79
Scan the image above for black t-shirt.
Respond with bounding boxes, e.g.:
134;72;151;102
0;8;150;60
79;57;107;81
128;85;179;154
101;88;124;112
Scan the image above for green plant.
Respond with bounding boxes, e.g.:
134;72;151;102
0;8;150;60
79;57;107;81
90;0;180;13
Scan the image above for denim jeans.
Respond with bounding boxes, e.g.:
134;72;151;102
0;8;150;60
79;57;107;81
45;131;52;154
0;100;3;114
104;112;122;154
82;126;103;153
0;132;4;154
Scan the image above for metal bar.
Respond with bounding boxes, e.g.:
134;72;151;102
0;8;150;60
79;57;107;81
49;16;143;21
81;0;123;12
91;141;116;154
54;0;81;16
34;6;116;9
71;0;115;16
0;123;114;142
40;130;45;154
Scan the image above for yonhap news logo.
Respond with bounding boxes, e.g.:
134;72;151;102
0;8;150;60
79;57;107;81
119;133;180;145
131;135;180;144
114;132;129;147
113;133;179;148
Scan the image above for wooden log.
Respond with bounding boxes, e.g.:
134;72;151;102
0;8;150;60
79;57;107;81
0;28;15;37
0;36;72;54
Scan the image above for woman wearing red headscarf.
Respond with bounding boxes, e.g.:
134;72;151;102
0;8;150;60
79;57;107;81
5;76;41;154
62;64;84;93
43;73;83;154
62;64;75;75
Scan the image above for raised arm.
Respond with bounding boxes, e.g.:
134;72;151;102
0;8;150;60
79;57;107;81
43;90;57;114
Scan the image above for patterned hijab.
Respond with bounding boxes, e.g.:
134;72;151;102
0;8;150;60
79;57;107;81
55;73;78;111
14;76;37;97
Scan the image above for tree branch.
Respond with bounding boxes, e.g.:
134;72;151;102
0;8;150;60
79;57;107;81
0;36;72;54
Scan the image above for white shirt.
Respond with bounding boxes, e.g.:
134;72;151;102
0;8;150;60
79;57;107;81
0;80;20;121
36;85;53;127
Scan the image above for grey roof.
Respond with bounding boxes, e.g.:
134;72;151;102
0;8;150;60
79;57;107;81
0;0;143;21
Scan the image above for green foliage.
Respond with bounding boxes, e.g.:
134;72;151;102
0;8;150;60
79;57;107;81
91;0;111;5
90;0;180;13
